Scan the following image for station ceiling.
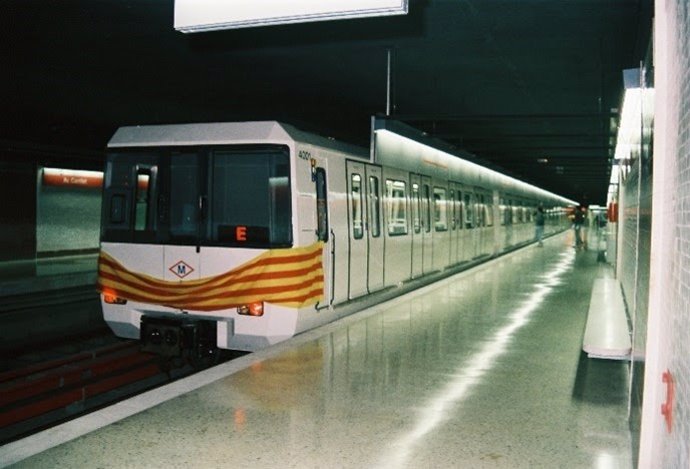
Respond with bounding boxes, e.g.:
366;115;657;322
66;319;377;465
2;0;652;205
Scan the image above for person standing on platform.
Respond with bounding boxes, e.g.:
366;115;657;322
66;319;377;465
573;205;586;249
534;204;545;246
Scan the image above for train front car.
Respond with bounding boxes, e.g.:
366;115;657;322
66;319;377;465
98;122;334;356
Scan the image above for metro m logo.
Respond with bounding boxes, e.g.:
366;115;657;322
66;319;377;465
169;260;195;279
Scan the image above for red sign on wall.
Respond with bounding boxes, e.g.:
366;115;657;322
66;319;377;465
43;168;103;189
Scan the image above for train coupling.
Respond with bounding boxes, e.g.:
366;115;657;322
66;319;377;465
140;316;217;364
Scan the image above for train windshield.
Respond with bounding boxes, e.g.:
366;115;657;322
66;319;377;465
101;145;292;248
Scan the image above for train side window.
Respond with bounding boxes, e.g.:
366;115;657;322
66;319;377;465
434;187;448;231
499;198;506;226
386;179;408;236
423;184;431;233
315;168;329;242
484;195;494;226
477;195;485;228
368;175;381;238
412;183;421;233
456;190;463;230
449;189;455;230
464;193;474;228
351;173;364;239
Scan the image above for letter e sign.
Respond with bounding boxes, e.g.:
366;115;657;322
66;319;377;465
236;226;247;241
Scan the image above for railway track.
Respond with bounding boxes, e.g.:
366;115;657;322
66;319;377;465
0;339;235;444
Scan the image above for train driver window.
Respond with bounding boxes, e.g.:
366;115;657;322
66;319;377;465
351;174;364;239
211;148;291;247
368;175;381;238
434;187;448;231
170;154;200;240
315;168;329;242
110;194;126;224
386;179;408;236
134;166;157;233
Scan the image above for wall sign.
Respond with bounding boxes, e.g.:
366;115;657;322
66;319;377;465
42;168;103;189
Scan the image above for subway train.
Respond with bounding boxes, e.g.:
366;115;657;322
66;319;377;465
97;119;575;361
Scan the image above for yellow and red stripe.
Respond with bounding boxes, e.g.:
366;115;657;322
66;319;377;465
97;242;324;310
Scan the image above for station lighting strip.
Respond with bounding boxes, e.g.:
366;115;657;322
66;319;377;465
373;128;578;207
608;87;655;205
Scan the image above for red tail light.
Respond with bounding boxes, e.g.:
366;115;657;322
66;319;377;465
104;293;127;305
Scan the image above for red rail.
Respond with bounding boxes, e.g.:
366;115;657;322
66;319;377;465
0;341;165;438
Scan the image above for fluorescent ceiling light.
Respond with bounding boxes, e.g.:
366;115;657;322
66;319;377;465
609;86;654;204
175;0;409;33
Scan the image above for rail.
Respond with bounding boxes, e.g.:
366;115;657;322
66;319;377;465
0;341;166;443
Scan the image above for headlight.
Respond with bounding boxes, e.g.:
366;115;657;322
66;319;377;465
237;301;264;317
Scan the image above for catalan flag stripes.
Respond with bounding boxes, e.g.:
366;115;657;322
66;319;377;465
97;242;324;310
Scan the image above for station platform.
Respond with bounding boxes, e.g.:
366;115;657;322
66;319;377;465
1;233;634;468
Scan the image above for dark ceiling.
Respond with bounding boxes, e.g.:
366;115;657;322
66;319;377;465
1;0;652;204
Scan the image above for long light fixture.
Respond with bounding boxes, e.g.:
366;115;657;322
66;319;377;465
609;85;655;206
175;0;408;33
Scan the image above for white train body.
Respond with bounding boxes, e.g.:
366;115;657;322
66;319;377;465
99;120;574;354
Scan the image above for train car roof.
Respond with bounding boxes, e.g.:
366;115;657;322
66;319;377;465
107;121;369;159
373;118;578;206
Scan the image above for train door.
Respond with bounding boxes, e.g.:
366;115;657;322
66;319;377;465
421;175;433;274
410;173;423;278
366;165;384;292
346;161;368;299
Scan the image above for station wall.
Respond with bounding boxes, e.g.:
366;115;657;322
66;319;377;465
639;2;690;467
36;181;101;256
0;144;103;263
0;160;36;262
616;75;653;467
